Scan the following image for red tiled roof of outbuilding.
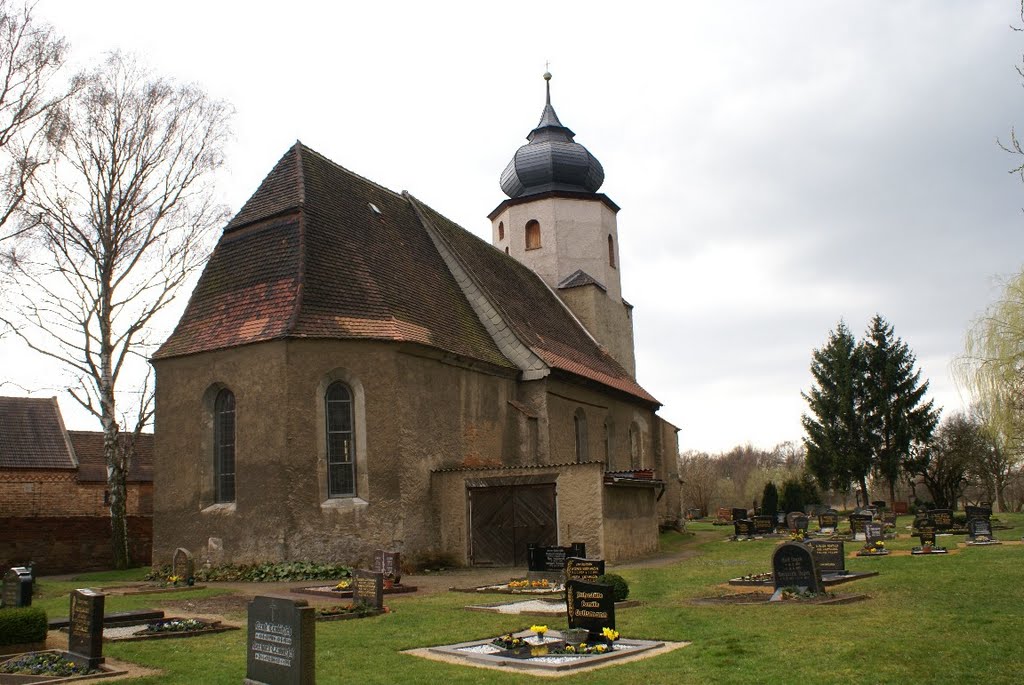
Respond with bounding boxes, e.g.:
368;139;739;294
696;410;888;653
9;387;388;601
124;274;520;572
0;396;76;469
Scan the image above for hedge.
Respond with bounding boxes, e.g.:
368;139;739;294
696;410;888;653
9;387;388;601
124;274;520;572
0;606;47;646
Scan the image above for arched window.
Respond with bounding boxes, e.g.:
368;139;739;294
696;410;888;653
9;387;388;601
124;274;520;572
574;408;588;463
603;418;613;470
214;389;236;503
608;235;616;268
498;221;505;241
629;421;642;469
525;220;541;250
505;246;510;255
326;381;356;497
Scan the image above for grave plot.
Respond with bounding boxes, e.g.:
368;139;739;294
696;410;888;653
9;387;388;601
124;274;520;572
855;523;890;557
294;550;416;600
100;617;238;642
727;539;877;587
965;518;1002;546
912;528;949;555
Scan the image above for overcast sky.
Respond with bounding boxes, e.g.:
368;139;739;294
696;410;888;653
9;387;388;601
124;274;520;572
3;1;1024;453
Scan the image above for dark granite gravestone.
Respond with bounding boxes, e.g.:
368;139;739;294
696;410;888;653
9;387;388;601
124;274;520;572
931;509;953;531
734;518;755;539
965;505;992;522
731;507;748;522
753;515;775;535
565;579;615;639
771;542;823;597
565;557;605;583
818;509;839;533
527;543;586;573
792;514;809;534
849;513;873;537
913;511;931;529
245;596;315;685
864;522;885;546
785;512;801;530
687;507;703;520
172;547;194;583
807;540;846;575
1;567;32;608
881;511;897;528
373;550;402;584
871;500;887;510
918;529;937;546
351;569;384;611
968;518;994;540
68;588;104;669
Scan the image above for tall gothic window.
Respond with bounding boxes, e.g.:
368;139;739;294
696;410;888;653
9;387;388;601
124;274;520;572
574;408;588;463
214;389;236;503
525;220;541;250
498;221;505;241
326;381;356;497
608;234;616;268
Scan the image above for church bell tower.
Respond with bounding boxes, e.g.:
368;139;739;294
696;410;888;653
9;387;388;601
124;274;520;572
489;72;636;376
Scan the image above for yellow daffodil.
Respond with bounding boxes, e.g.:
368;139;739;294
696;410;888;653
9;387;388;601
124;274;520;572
602;627;619;641
530;624;548;636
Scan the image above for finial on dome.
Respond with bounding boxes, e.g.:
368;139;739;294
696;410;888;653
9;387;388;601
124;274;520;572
543;65;552;104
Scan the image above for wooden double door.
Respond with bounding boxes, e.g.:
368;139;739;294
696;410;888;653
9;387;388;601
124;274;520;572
469;483;557;566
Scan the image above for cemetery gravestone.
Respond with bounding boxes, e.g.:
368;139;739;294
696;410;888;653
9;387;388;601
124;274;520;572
965;505;992;523
818;510;839;533
864;522;885;546
881;511;897;528
734;518;755;539
931;509;953;531
849;514;873;538
807;540;846;575
716;507;732;521
373;550;401;584
351;570;384;611
68;588;104;669
792;514;809;534
565;557;605;583
918;529;936;546
753;515;775;535
731;507;748;522
871;500;887;510
245;596;315;685
1;567;31;608
785;512;801;530
968;518;994;541
172;548;194;584
771;542;823;597
565;579;615;639
527;543;586;574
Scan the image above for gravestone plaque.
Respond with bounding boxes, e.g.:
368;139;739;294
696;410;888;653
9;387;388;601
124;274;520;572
918;529;937;546
1;567;31;608
565;579;615;639
818;509;839;532
731;507;748;522
245;596;315;685
351;569;384;611
864;522;885;546
850;514;873;537
717;507;732;521
734;518;755;539
771;542;822;595
373;550;402;584
527;544;586;573
881;511;897;528
753;515;775;535
968;518;993;540
807;540;846;574
965;505;992;522
172;548;194;583
792;514;809;533
68;588;104;669
931;509;953;530
565;557;605;583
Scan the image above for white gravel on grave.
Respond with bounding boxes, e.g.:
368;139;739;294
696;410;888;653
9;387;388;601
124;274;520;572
485;599;563;614
457;644;502;655
102;625;148;639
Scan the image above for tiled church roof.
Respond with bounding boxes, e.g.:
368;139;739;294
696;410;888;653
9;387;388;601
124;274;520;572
155;143;657;406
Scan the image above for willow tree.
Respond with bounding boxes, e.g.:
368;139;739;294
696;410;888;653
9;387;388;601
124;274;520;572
959;271;1024;510
1;52;231;567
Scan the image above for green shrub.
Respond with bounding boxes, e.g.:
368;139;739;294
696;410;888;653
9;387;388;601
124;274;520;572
0;606;47;646
596;573;629;602
146;560;352;583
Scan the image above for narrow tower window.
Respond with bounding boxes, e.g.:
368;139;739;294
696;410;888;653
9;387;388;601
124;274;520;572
608;235;616;268
525;220;541;250
214;389;236;503
574;408;588;463
498;221;505;241
326;381;356;497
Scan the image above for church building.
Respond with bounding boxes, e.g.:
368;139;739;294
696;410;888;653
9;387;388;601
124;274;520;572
151;74;680;568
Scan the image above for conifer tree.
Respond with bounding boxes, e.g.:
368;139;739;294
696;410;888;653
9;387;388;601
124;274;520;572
802;322;872;505
861;315;938;503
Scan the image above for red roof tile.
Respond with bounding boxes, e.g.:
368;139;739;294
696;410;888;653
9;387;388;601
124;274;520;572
155;143;657;405
68;431;153;483
0;396;76;469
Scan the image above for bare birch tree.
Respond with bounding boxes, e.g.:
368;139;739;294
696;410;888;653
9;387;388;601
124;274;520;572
0;1;74;241
1;52;231;568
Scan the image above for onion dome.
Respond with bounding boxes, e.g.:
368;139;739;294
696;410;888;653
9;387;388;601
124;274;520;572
500;72;605;199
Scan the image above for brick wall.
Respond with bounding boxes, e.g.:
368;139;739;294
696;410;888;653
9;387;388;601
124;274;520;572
0;471;153;517
0;516;152;575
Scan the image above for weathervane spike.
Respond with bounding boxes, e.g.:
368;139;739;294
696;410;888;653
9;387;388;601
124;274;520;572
543;63;552;105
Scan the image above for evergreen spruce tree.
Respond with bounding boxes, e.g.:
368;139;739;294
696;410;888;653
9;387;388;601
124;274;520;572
861;315;939;503
761;481;779;518
802;322;873;505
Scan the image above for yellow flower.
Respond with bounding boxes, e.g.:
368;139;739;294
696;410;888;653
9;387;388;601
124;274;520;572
530;624;548;636
602;627;619;641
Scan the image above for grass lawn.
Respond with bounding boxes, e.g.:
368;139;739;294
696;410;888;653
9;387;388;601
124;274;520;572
26;514;1024;684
